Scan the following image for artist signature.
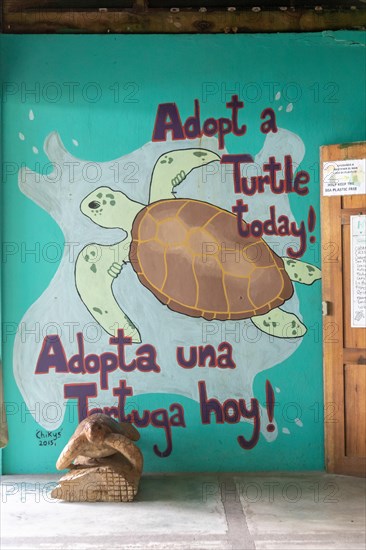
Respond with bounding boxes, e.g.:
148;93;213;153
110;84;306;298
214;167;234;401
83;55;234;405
36;429;63;447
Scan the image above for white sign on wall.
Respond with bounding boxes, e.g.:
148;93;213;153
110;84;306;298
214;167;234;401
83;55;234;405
351;215;366;328
323;159;365;196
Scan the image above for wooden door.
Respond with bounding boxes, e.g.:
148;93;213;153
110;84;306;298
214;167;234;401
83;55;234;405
321;142;366;476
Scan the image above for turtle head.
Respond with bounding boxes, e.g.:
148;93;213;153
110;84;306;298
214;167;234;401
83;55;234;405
80;186;142;232
81;186;119;228
84;418;112;446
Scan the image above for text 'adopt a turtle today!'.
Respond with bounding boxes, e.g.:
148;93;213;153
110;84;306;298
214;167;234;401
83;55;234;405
153;94;317;259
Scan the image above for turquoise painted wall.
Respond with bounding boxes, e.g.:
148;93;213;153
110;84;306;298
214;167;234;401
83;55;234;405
1;32;365;474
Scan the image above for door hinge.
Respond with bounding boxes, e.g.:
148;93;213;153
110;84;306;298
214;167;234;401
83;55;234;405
322;301;330;316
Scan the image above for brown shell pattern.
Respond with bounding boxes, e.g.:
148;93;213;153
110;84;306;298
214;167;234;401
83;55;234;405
130;199;293;320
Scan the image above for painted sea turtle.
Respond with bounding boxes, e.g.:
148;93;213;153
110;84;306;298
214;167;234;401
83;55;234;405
75;148;220;342
77;157;321;340
56;413;142;474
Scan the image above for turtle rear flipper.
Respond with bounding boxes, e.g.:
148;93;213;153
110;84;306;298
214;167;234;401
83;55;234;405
283;258;321;285
117;421;140;442
251;308;307;339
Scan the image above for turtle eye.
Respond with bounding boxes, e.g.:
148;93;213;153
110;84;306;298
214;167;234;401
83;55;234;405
88;200;101;210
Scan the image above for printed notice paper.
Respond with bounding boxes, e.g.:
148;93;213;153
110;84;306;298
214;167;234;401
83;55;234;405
323;159;365;196
351;215;366;328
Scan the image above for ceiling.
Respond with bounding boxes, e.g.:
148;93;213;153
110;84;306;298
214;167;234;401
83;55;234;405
2;1;366;33
3;1;366;7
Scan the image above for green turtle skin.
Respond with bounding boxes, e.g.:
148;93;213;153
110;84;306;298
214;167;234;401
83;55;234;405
283;258;321;285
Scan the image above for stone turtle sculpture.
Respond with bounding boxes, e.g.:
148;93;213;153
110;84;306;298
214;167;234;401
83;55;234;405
52;413;143;502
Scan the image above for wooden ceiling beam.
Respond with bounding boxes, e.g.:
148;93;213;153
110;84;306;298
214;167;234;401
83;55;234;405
2;8;365;33
2;1;134;10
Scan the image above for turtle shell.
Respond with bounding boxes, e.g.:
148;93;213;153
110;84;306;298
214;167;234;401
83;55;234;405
130;199;293;321
72;414;140;442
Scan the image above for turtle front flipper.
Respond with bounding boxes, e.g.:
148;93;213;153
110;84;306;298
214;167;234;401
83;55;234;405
149;149;220;202
56;434;86;470
283;258;321;285
251;308;307;339
117;421;141;442
104;433;143;475
75;243;141;342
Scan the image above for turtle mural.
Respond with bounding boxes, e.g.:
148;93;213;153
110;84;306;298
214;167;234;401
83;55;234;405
76;150;321;341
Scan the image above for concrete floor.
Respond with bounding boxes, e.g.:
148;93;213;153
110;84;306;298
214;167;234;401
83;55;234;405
1;472;365;550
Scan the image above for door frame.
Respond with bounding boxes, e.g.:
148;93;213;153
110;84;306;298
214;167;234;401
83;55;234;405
320;142;366;477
